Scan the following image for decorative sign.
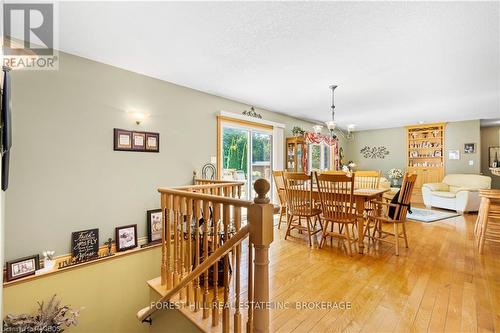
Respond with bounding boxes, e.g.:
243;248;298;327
71;228;99;262
360;146;390;159
113;128;159;152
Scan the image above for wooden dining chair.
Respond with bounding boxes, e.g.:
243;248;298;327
283;172;323;246
366;173;417;255
314;172;358;255
272;170;287;229
353;170;381;190
475;189;500;254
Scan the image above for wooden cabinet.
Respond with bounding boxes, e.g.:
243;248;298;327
286;137;307;172
406;123;445;203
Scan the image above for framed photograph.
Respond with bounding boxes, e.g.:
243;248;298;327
145;133;160;152
448;150;460;160
6;255;40;281
147;209;162;243
113;129;132;151
489;146;500;167
132;132;146;150
464;143;476;154
115;224;138;251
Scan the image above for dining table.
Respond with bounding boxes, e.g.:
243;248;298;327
309;187;390;253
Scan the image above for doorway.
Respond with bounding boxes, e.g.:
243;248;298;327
217;117;273;200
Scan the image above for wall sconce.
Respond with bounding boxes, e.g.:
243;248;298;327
127;111;149;125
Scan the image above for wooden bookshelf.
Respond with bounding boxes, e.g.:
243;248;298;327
406;123;446;203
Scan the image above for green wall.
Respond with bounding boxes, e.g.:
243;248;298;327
481;126;500;188
345;120;482;178
5;52;314;261
3;247;197;333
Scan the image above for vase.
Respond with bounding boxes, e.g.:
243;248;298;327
43;258;55;271
391;178;399;187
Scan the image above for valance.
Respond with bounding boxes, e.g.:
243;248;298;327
304;132;338;146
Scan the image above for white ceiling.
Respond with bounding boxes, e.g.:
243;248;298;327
55;1;500;130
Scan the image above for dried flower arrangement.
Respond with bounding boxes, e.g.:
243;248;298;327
3;295;81;333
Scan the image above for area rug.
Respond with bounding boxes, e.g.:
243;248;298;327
407;207;460;223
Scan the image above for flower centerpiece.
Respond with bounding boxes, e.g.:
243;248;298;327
387;168;403;187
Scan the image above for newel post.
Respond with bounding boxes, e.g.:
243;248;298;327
249;179;274;333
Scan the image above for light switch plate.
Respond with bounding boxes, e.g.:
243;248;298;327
469;160;474;166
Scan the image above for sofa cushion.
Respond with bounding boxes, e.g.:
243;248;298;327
442;174;491;190
432;191;456;198
423;183;449;192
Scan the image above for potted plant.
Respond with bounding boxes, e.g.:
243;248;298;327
387;168;403;187
3;295;81;333
291;126;305;137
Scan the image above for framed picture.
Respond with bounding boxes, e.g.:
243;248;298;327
113;128;159;153
132;132;146;150
6;255;40;281
113;129;132;151
489;146;500;167
147;209;162;243
72;228;99;262
464;143;476;154
448;150;460;160
115;224;138;251
145;133;160;152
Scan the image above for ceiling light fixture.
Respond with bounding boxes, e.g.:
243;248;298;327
325;85;354;140
313;125;323;134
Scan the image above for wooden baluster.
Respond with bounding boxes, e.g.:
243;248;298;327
173;196;180;287
248;179;273;333
203;200;210;319
246;239;253;333
212;201;220;326
166;194;173;289
161;193;168;286
186;198;193;306
194;200;202;312
179;197;186;301
222;203;230;333
234;206;242;333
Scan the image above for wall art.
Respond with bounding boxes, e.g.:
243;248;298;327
360;146;390;159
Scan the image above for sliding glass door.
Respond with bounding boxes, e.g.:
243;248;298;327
220;122;273;200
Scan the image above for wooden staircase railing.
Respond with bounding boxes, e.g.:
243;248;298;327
137;179;274;333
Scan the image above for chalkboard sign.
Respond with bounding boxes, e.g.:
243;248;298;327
71;228;99;262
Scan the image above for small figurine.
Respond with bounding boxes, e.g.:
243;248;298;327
105;238;113;256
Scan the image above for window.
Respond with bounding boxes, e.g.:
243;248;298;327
308;143;331;171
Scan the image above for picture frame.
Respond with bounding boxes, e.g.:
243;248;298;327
6;255;40;281
115;224;138;252
147;209;162;244
464;143;476;154
132;132;146;150
71;228;99;262
145;133;160;152
448;150;460;160
113;129;132;150
113;128;160;153
489;146;500;167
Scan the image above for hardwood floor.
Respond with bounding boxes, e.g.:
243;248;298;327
265;210;500;333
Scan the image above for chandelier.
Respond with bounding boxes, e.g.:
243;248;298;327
325;85;354;140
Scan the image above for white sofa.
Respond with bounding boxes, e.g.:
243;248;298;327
422;174;492;214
